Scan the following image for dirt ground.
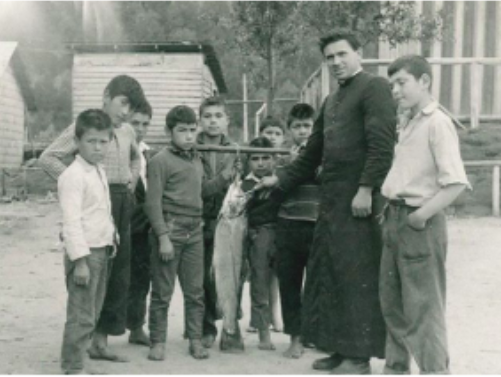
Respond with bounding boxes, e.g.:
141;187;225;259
1;200;501;375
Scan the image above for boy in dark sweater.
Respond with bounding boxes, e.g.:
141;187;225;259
145;106;230;361
275;103;320;359
242;137;282;351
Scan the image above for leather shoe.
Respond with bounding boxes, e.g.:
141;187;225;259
312;354;344;371
330;358;371;375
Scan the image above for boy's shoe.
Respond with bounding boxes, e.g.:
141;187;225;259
129;327;151;347
201;333;216;349
383;365;411;375
148;343;166;361
189;339;209;360
220;325;245;353
246;326;258;333
87;347;128;363
330;358;371;375
312;354;344;370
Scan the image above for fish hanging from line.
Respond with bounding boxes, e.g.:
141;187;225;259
212;175;250;353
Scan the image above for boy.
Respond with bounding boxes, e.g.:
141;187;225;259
196;97;236;348
259;115;285;149
127;100;154;346
59;109;116;374
242;136;283;350
381;55;470;374
145;105;231;361
275;103;319;359
40;75;144;361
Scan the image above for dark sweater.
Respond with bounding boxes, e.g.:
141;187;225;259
242;175;283;227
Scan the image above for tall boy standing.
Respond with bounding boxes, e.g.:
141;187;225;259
196;97;235;348
275;103;320;359
59;109;116;374
126;100;154;346
381;55;469;374
39;75;144;361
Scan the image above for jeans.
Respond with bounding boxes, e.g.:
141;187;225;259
126;228;151;331
149;214;205;344
380;203;450;374
61;247;110;373
275;218;315;337
202;223;219;337
247;224;277;331
96;185;133;336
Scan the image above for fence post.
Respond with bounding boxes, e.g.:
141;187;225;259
321;63;330;100
493;165;500;217
242;73;248;143
470;62;480;129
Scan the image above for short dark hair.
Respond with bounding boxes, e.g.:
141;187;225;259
104;75;145;110
387;55;433;86
287;103;315;128
259;116;285;134
199;96;228;116
165;105;197;130
75;109;113;139
319;30;361;54
249;136;274;149
132;99;153;119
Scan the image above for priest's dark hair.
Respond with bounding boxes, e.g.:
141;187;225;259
319;30;361;53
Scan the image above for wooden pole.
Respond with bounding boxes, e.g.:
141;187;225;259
196;144;290;155
242;73;248;143
321;63;330;101
1;169;6;197
451;1;465;115
493;165;500;216
470;62;480;129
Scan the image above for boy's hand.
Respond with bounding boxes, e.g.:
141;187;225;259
74;257;90;286
233;157;243;174
159;235;175;262
352;186;372;218
110;244;118;259
254;175;279;191
407;211;427;230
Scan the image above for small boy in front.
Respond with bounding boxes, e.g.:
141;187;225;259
381;55;470;374
275;103;319;359
59;109;116;375
144;105;214;361
242;136;282;351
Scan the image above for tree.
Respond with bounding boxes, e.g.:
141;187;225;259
230;1;301;114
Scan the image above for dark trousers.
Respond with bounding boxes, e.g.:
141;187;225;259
203;227;219;337
247;224;277;331
61;247;110;373
380;204;450;374
149;214;205;343
126;228;151;331
96;185;133;336
276;218;315;337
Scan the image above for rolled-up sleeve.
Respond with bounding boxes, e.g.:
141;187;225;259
39;123;78;180
144;155;169;236
58;174;90;261
430;118;471;189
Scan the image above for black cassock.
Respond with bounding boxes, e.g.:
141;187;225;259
277;71;397;359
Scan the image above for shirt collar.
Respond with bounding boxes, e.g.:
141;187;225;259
420;101;439;115
245;172;262;183
75;154;101;172
196;132;231;146
338;68;363;87
168;142;198;160
139;141;150;153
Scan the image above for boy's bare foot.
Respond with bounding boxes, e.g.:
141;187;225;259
148;343;165;361
201;334;216;349
87;347;129;363
189;339;209;359
283;336;304;358
258;329;275;351
129;327;151;347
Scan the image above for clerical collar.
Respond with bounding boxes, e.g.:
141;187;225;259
338;68;363;87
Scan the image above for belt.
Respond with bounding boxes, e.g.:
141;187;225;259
388;198;419;210
109;183;129;193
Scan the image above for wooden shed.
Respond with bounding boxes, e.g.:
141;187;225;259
69;42;227;145
0;42;35;168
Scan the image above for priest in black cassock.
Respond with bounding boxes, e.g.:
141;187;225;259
258;30;397;374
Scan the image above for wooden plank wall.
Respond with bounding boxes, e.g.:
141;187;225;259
0;64;25;168
73;53;209;144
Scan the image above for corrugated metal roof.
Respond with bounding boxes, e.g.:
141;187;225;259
0;42;36;110
67;42;228;94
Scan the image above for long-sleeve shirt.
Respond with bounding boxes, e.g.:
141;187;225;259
58;155;115;261
39;121;141;185
145;144;229;237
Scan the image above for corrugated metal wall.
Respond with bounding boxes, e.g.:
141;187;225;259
73;52;214;144
0;64;25;168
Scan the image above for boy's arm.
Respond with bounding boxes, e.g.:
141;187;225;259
39;123;78;180
409;117;470;228
58;174;91;261
144;155;170;236
201;158;233;199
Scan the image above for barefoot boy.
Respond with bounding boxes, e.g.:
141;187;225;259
275;103;320;359
145;105;231;361
59;109;116;374
381;55;470;374
242;136;282;350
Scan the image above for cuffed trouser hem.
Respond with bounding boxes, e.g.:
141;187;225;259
383;365;411;375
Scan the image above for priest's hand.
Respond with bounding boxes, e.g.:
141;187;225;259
254;174;279;191
352;186;372;218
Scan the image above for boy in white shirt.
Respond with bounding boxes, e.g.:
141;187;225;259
58;109;116;374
